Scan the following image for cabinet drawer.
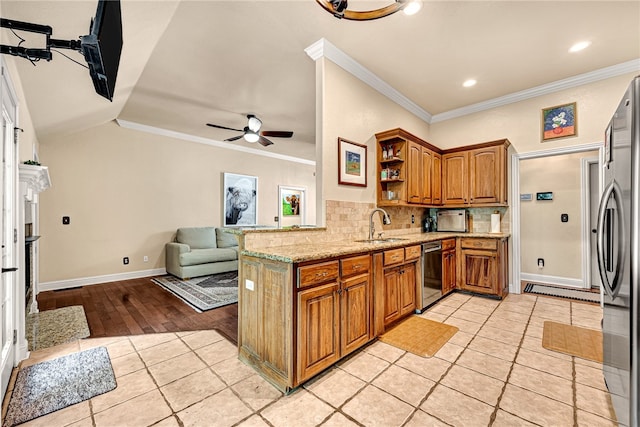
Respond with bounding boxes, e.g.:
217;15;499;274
298;260;339;288
383;248;405;266
441;238;456;250
341;255;370;278
404;245;421;261
460;238;497;251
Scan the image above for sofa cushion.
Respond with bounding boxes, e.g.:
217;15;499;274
179;248;237;266
177;227;217;249
216;228;238;248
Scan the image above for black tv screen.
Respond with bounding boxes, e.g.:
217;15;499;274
80;0;122;101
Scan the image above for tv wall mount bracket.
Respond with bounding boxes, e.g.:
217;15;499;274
0;18;83;61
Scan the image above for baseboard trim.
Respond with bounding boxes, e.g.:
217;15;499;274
520;273;584;289
39;268;167;292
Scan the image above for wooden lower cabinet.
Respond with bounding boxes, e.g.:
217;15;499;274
341;273;371;356
297;281;340;382
442;249;456;295
459;238;509;298
382;259;417;327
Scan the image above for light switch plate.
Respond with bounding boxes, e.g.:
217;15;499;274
245;279;255;291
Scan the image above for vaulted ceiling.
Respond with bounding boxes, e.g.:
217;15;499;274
2;1;639;160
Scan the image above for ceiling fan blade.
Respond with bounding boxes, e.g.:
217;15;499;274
261;130;293;138
224;134;244;142
257;135;274;147
207;123;243;132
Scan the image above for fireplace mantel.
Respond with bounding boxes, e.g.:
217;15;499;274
19;164;51;196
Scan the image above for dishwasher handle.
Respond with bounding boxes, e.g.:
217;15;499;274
423;242;442;253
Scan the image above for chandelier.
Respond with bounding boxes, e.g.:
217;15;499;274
316;0;422;21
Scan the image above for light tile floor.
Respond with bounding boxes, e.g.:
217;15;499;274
2;292;618;427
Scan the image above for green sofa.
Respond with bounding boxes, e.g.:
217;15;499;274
165;227;238;279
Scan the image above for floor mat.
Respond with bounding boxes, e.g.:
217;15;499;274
26;305;90;351
4;346;117;426
524;283;600;303
379;316;459;357
152;271;238;312
542;321;603;363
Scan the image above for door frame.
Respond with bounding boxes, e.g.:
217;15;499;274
581;156;602;290
510;142;603;294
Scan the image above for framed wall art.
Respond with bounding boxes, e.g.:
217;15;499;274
223;172;258;226
278;185;305;227
542;102;577;141
338;137;367;187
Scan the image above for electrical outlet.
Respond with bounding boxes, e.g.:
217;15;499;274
143;256;148;262
123;257;129;265
537;258;544;268
411;214;415;224
561;213;569;222
62;216;70;225
274;216;279;222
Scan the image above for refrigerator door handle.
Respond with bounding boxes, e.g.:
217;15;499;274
596;180;626;299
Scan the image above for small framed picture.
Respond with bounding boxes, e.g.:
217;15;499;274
338;137;367;187
541;102;577;141
278;185;305;227
223;172;258;226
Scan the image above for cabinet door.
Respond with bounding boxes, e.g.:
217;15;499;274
468;146;500;204
399;263;417;316
421;148;432;204
432;153;442;205
442;249;456;294
460;249;497;295
407;142;422;204
297;282;340;382
383;268;400;325
442;151;468;205
341;274;371;356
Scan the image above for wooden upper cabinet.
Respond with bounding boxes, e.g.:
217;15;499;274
442;140;509;207
421;148;433;204
432;153;442;205
407;142;422;204
442;151;469;205
469;145;502;205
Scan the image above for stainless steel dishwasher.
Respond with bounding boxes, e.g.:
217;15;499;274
421;241;442;311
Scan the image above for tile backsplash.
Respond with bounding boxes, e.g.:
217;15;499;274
245;200;510;250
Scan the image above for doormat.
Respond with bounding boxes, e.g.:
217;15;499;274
4;346;117;427
542;321;603;363
152;271;238;312
379;316;459;357
524;283;600;303
26;305;90;351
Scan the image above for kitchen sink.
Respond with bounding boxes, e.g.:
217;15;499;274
354;238;409;244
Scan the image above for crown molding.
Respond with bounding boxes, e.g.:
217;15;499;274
305;38;432;123
116;119;316;166
18;164;51;194
432;59;640;123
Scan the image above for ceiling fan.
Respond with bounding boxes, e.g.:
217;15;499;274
206;114;293;147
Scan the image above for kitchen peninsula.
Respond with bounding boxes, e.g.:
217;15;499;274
227;226;510;393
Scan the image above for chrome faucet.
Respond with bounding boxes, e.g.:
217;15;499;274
369;208;391;240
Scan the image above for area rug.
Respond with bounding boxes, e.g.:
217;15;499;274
542;321;603;363
379;316;459;357
4;346;117;427
152;271;238;312
26;305;90;351
524;283;600;303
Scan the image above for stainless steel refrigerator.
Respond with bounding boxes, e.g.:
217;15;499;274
597;75;639;427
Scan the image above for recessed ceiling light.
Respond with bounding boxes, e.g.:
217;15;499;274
569;41;591;53
403;0;422;16
463;79;477;88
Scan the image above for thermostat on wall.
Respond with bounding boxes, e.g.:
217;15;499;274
536;192;553;201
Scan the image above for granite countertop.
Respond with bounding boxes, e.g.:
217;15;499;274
222;225;326;235
242;231;511;263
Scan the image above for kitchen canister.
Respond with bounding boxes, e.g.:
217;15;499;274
490;211;501;233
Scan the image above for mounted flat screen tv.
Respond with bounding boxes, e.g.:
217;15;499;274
80;0;123;101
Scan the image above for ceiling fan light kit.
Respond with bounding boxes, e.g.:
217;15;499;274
316;0;422;20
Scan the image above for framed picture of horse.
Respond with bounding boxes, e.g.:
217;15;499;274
223;172;258;226
278;186;305;228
